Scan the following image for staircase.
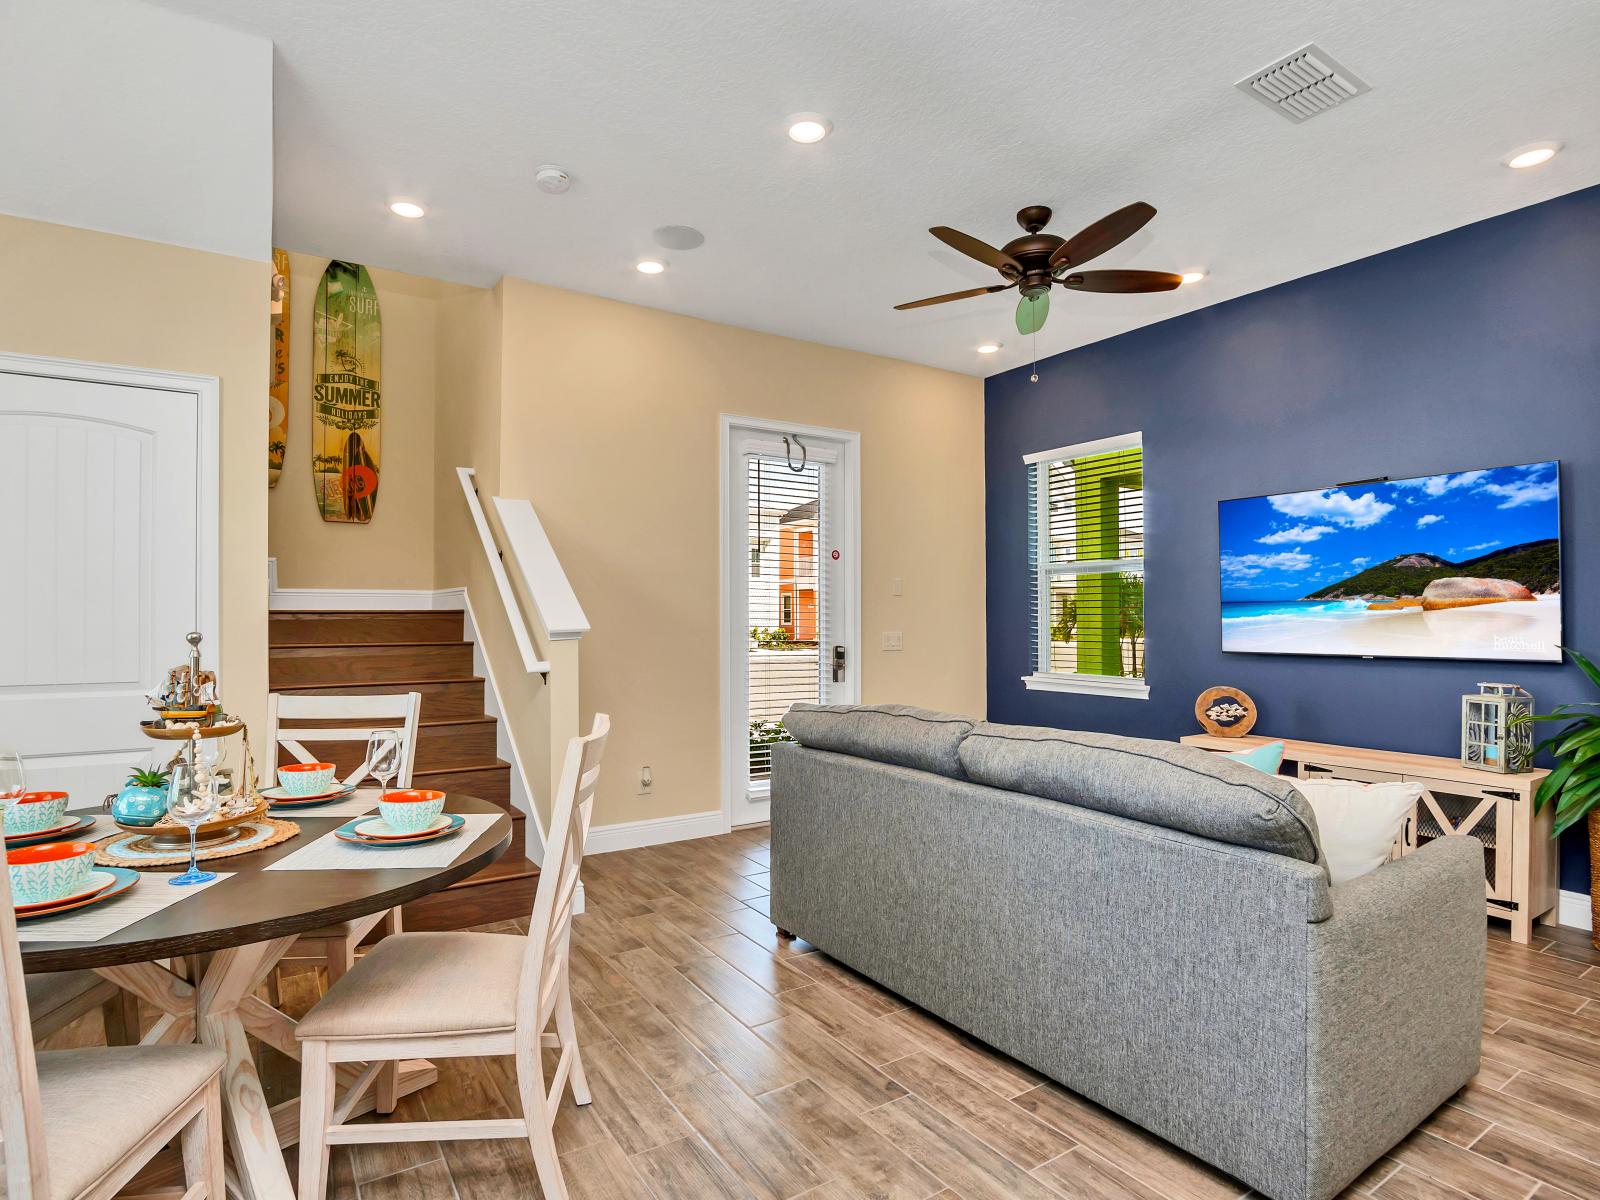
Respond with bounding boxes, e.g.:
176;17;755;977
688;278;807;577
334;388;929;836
267;609;536;928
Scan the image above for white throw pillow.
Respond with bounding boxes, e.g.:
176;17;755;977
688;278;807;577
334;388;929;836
1295;779;1422;885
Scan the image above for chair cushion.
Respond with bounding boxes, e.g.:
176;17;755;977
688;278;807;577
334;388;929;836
959;723;1325;867
25;971;104;1021
37;1045;221;1200
782;703;975;779
296;931;525;1040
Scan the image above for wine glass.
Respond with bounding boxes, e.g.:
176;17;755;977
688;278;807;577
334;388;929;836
366;730;403;798
0;750;26;832
167;762;220;886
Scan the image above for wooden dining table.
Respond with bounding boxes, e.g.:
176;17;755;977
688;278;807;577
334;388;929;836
18;793;512;1200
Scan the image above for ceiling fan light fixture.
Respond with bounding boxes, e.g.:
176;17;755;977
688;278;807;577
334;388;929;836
1180;271;1206;285
635;258;667;275
977;342;1002;355
1504;142;1560;169
388;200;426;219
786;114;832;144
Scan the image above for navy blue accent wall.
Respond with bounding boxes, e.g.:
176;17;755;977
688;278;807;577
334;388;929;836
985;186;1600;893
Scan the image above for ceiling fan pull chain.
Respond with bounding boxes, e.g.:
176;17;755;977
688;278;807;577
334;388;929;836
1030;327;1039;383
783;434;808;473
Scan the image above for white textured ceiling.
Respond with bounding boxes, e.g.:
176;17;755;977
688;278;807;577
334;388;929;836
1;0;271;260
153;0;1600;376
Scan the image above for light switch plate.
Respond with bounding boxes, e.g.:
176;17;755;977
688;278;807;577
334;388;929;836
881;632;903;651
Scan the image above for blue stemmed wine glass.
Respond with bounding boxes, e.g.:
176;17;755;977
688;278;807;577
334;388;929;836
167;762;219;886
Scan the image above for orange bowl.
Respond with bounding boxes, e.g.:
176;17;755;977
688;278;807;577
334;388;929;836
380;789;445;804
8;840;95;906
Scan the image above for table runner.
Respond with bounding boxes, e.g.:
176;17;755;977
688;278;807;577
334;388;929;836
15;872;232;943
263;813;500;871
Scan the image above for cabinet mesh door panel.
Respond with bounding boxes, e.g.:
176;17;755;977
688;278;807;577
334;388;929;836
746;454;828;781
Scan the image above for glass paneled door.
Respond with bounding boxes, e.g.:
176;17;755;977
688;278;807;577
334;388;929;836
723;420;858;828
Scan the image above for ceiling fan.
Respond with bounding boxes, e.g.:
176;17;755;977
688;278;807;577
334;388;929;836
895;203;1183;335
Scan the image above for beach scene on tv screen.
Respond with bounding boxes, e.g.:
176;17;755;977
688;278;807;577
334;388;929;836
1219;462;1561;662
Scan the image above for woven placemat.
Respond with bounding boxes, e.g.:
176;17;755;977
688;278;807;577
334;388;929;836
95;817;301;868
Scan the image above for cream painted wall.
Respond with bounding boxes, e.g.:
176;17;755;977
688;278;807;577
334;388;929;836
269;256;469;589
496;279;985;828
0;214;270;738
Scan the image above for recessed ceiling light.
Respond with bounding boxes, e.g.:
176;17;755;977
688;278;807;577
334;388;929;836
388;200;426;219
1180;271;1206;285
786;113;833;144
636;259;667;275
977;342;1002;354
1504;142;1560;170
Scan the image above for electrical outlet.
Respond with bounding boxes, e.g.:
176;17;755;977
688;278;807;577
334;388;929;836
881;631;903;651
891;576;903;596
638;766;653;795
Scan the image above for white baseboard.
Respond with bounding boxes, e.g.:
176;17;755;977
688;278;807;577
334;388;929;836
1558;889;1593;931
269;584;466;612
587;808;728;856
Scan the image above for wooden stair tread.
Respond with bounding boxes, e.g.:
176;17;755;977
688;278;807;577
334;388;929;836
270;640;468;649
274;676;483;688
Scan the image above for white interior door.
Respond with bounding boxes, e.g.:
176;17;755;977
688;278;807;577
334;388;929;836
0;357;217;806
723;419;859;828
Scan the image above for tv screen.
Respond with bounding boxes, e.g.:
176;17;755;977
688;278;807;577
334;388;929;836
1219;462;1561;662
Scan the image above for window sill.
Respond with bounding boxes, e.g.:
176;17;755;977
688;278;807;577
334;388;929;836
1021;673;1149;700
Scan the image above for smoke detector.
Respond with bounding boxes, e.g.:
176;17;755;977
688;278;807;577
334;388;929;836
535;164;573;194
1237;44;1370;123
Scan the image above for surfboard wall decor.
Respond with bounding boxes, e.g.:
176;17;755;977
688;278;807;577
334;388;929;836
267;248;290;487
311;260;382;523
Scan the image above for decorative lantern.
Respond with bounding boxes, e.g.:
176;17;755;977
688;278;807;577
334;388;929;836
1461;683;1534;774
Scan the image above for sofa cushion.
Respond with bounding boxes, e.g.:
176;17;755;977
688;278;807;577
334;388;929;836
782;703;974;779
959;723;1323;865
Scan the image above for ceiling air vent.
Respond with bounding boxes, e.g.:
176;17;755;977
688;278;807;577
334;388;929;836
1237;44;1370;123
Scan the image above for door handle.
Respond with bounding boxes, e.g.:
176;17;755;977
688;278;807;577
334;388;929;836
832;644;846;683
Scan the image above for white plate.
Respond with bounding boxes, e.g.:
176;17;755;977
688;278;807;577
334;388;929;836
351;814;452;841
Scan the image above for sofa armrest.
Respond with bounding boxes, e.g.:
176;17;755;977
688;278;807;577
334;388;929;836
1302;835;1486;1200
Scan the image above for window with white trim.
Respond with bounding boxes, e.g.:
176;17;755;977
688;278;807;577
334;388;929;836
1023;432;1147;699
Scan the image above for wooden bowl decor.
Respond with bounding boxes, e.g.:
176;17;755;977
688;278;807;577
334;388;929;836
1195;686;1258;738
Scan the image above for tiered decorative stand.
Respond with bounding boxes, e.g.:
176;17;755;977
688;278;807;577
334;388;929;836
121;632;269;848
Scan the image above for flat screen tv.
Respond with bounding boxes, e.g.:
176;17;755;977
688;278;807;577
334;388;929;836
1219;461;1561;662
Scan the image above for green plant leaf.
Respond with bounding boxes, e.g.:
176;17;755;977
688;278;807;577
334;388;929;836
1015;293;1049;335
1535;759;1577;810
1555;725;1600;758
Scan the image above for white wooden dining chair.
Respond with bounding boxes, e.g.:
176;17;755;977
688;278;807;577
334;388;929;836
266;691;423;986
295;713;610;1200
0;869;225;1200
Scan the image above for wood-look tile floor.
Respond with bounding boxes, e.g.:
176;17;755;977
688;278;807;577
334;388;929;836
50;826;1600;1200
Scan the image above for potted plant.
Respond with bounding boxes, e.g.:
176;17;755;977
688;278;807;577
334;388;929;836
113;763;171;827
1516;647;1600;948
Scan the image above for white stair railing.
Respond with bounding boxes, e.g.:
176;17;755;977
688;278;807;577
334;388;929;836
456;467;589;880
457;467;549;675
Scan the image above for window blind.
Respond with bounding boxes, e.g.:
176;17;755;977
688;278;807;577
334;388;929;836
1028;437;1145;681
746;453;830;781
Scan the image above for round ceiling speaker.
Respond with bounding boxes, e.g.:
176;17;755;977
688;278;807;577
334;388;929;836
534;165;573;194
653;225;705;251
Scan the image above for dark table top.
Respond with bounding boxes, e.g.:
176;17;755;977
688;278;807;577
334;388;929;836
19;794;511;973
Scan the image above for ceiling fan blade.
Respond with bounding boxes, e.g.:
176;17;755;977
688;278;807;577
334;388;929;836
929;227;1023;276
893;283;1014;311
1060;269;1183;293
1048;202;1157;270
1016;292;1050;334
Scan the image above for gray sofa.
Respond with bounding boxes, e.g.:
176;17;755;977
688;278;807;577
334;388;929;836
770;704;1486;1200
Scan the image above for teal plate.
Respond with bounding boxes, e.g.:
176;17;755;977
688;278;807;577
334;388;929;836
15;867;139;921
333;813;465;847
4;813;97;848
